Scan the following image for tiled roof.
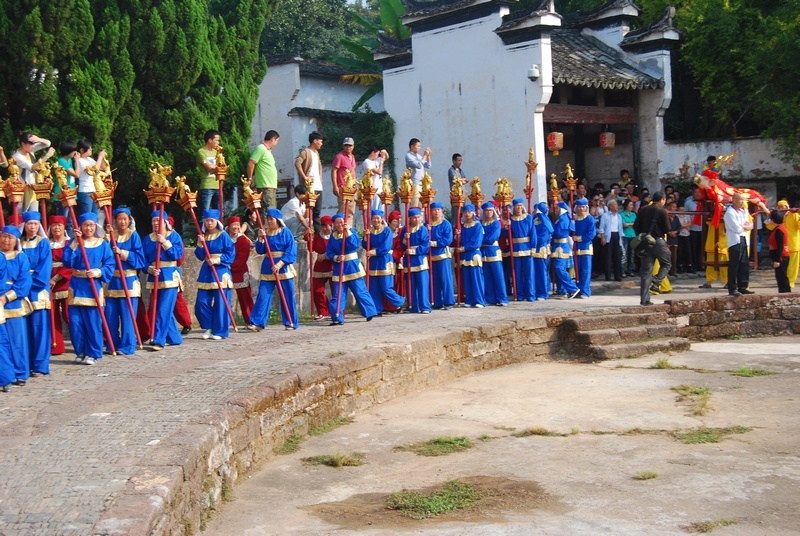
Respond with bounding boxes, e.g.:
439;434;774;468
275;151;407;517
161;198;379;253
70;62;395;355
287;107;355;120
561;0;636;28
621;6;679;46
496;0;554;31
265;55;375;77
376;31;411;55
552;29;662;90
404;0;477;18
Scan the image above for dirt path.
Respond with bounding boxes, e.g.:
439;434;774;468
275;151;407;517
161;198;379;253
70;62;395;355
206;336;800;536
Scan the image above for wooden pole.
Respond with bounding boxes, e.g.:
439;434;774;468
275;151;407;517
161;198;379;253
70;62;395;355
103;206;143;349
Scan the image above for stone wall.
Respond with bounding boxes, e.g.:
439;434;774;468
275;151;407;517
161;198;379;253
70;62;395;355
96;295;799;535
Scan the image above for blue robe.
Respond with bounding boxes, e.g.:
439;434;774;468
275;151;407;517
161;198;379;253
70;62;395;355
429;219;455;308
63;238;115;359
533;212;554;299
195;230;236;338
551;210;579;295
0;253;19;386
250;227;299;329
401;223;432;313
508;214;536;301
21;236;52;373
481;219;508;305
143;230;184;347
363;225;404;314
327;228;376;323
3;251;32;380
574;214;596;297
459;221;485;307
106;229;145;355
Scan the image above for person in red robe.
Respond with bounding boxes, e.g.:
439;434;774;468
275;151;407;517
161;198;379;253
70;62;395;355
388;210;406;312
48;216;71;355
311;215;334;320
226;216;254;324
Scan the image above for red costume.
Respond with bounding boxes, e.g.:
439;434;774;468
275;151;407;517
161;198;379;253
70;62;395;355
228;217;254;324
311;215;334;317
49;217;71;355
696;168;767;227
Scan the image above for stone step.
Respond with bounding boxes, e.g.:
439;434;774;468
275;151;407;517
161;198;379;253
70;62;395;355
588;337;691;361
574;324;680;346
562;312;670;332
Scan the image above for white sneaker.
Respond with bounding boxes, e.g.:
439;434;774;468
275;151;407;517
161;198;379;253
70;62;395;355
202;329;212;340
475;304;485;308
84;357;96;365
212;335;222;341
75;356;84;364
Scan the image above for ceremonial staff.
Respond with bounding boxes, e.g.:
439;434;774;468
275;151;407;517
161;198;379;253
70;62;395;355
4;158;25;224
358;172;378;289
523;148;537;215
91;166;143;349
55;164;116;355
174;177;239;332
468;178;486;303
548;173;562;294
144;163;174;341
398;169;414;309
31;157;55;228
334;170;359;317
494;178;516;300
238;176;291;324
215;146;229;219
378;176;395;227
419;172;436;301
563;164;579;284
304;176;320;316
449;178;467;306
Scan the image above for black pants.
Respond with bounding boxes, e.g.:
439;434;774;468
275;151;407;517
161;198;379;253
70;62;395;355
605;233;622;281
689;230;703;272
774;257;791;293
727;238;750;293
640;238;671;305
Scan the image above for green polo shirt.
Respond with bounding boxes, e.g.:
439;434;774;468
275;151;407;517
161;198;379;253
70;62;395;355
250;143;277;189
197;147;217;190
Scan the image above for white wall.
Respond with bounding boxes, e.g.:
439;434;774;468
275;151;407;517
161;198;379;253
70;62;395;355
384;11;552;203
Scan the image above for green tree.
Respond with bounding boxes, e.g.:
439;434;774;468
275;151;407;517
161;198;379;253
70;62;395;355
0;0;274;224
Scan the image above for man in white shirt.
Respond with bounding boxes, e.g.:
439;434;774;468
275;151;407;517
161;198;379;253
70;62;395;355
723;193;754;296
599;199;624;281
294;132;324;229
404;138;431;207
12;132;55;212
280;183;311;239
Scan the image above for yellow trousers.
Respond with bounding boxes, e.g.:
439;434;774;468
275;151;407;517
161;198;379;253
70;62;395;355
788;252;799;289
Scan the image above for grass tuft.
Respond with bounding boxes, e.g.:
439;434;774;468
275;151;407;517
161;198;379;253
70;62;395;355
394;436;473;457
302;452;365;467
672;384;710;397
275;434;306;455
386;480;482;519
693;391;711;416
683;518;739;533
511;427;566;437
650;358;688;370
309;417;355;436
728;368;774;377
672;426;752;444
632;471;659;480
477;434;494;442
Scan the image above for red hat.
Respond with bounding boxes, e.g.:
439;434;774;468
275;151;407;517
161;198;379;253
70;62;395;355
49;215;67;226
226;216;240;225
167;216;175;227
7;214;22;226
388;210;402;222
320;215;333;225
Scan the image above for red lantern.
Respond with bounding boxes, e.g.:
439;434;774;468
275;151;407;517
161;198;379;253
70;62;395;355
547;132;564;156
599;131;616;155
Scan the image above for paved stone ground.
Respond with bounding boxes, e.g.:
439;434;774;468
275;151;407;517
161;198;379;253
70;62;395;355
0;269;785;534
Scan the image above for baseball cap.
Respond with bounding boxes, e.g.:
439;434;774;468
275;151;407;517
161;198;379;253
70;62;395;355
342;137;354;146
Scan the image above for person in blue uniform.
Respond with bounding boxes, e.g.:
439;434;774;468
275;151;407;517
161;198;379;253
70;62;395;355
455;204;485;307
481;202;508;306
195;209;235;340
248;208;299;331
21;211;52;375
573;198;596;298
428;202;455;309
327;213;377;325
143;211;184;350
401;207;432;313
551;201;580;299
499;202;513;298
105;207;145;355
0;226;32;383
363;209;405;316
507;198;536;302
64;213;115;365
532;202;554;300
0;252;15;391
